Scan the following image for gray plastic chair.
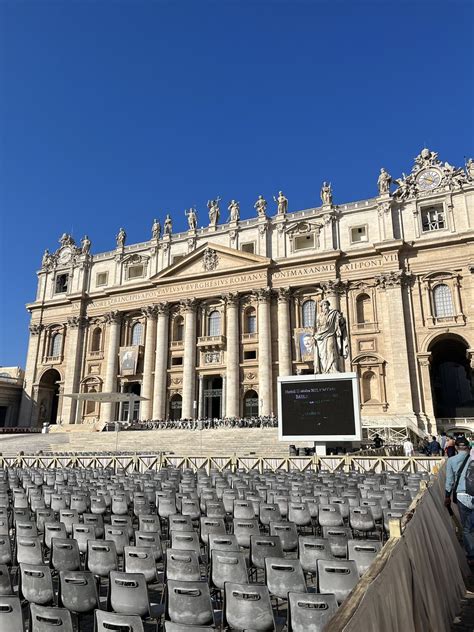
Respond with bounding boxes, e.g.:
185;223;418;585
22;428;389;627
288;591;338;632
223;582;274;631
347;539;382;576
317;559;358;604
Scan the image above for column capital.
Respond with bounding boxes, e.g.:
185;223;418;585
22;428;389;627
277;287;291;302
255;287;272;303
222;292;239;307
321;279;348;296
156;301;169;316
66;316;88;329
141;305;158;319
103;311;122;325
375;270;414;289
29;323;44;336
416;352;432;367
180;298;198;313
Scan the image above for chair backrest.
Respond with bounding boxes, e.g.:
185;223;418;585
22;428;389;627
298;536;333;572
269;521;298;552
134;531;162;562
123;546;158;584
199;518;225;545
232;500;255;520
166;580;214;627
0;567;12;596
223;582;274;631
87;540;118;578
317;559;359;604
318;505;343;528
259;503;282;526
83;514;105;539
233;518;260;548
104;526;129;556
211;549;248;591
169;515;193;533
94;609;144;632
349;507;375;532
0;595;23;632
110;515;134;539
20;563;54;605
16;521;38;539
139;515;161;534
50;538;81;572
288;591;338;632
111;494;129;516
288;502;312;526
0;538;12;566
59;570;99;614
264;557;306;600
58;510;78;536
347;539;382;576
108;571;150;618
72;524;96;554
250;535;284;571
29;604;73;632
171;531;201;555
158;497;177;519
164;622;215;632
166;548;201;582
16;536;43;565
208;534;239;555
44;522;67;549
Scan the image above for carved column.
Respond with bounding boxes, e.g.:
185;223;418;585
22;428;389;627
198;375;205;419
102;311;122;423
19;323;44;427
257;288;273;416
181;299;197;419
277;288;292;377
152;303;169;420
221;374;227;418
417;352;437;434
140;305;157;420
321;280;343;311
225;293;240;418
61;316;88;424
377;197;394;241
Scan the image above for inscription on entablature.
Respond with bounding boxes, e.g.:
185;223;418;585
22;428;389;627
272;263;335;283
340;253;398;273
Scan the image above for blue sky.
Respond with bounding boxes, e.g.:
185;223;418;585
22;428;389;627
1;0;473;367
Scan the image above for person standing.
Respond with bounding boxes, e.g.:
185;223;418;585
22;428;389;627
446;435;456;457
403;438;414;457
428;435;442;456
445;437;474;568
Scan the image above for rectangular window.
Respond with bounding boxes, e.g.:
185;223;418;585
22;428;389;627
55;273;69;294
243;350;257;361
421;206;445;232
294;234;315;251
172;254;185;264
241;242;255;254
350;226;368;243
96;272;108;287
128;265;144;279
171;356;183;366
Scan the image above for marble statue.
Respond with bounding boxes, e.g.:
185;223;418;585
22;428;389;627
81;235;91;255
377;168;392;195
41;249;51;269
207;197;221;227
320;182;333;206
228;200;240;222
116;228;126;248
186;208;197;230
313;300;348;374
152;219;161;240
163;214;172;235
466;158;474;181
274;191;288;215
59;233;74;247
254;195;267;218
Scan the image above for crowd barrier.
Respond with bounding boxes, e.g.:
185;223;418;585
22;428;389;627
0;454;444;474
327;463;469;631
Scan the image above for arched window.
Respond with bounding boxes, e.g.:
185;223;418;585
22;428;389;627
245;308;257;334
244;390;259;418
50;333;62;357
433;284;454;318
362;370;378;403
174;316;184;342
131;322;143;346
208;310;221;336
356;293;373;324
302;300;316;328
91;327;102;352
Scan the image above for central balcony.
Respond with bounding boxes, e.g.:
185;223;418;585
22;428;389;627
197;335;226;348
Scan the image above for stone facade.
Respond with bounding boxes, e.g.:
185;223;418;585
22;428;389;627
19;149;474;440
0;367;24;427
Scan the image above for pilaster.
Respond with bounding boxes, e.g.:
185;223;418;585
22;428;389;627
277;288;292;377
152;302;169;420
101;311;122;423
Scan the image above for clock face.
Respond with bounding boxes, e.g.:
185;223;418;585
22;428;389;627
417;169;441;191
58;248;72;264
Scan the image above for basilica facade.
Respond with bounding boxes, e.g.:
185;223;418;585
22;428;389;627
19;149;474;440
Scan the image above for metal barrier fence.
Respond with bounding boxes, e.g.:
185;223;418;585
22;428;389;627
0;454;444;474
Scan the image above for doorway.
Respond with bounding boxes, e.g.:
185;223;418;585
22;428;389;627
37;369;61;426
429;335;473;418
203;376;223;418
243;389;259;418
121;382;141;421
169;394;182;421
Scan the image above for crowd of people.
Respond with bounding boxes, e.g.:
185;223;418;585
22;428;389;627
121;415;279;431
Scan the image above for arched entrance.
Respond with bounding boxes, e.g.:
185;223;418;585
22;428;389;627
37;369;61;426
169;394;182;421
203;376;223;419
243;389;259;418
429;335;473;418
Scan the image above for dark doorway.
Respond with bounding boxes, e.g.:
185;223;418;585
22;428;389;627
37;369;61;426
244;389;259;418
204;376;222;418
121;382;141;421
169;394;182;421
430;336;473;418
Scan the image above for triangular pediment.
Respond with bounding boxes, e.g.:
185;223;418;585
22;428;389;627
150;242;271;283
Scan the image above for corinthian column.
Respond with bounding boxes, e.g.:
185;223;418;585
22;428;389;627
102;311;122;422
61;316;87;424
181;299;197;419
140;305;157;420
277;288;292;377
257;288;272;416
225;293;240;418
19;323;44;427
152;302;169;420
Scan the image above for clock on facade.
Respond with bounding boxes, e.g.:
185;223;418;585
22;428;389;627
416;169;442;191
58;248;72;265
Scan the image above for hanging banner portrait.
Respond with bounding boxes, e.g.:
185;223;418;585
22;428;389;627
296;329;315;362
119;346;139;376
